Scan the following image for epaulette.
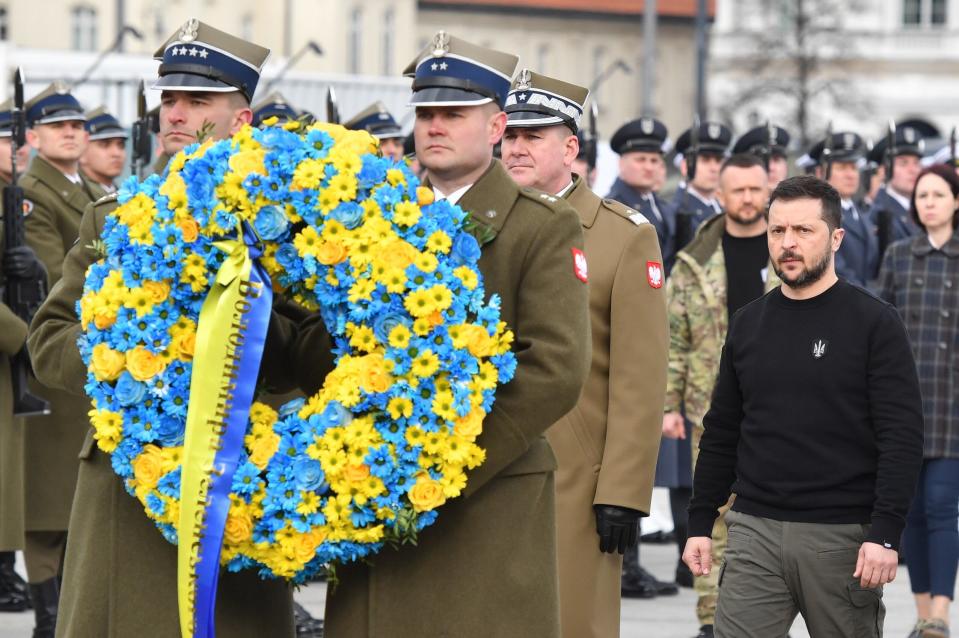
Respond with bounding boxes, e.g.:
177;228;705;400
602;197;650;227
92;192;119;208
518;187;568;213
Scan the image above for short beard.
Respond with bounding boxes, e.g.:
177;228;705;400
727;206;763;228
774;244;833;290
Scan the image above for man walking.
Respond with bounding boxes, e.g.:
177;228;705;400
664;153;777;638
684;175;924;637
501;69;668;637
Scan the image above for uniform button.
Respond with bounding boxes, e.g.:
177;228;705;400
939;342;948;350
915;277;924;286
943;310;951;319
485;210;497;219
946;280;954;288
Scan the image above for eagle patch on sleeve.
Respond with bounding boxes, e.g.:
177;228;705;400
571;248;588;283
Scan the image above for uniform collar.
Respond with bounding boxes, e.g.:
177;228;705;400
432;183;472;206
564;173;600;228
912;229;959;258
453;159;519;237
884;186;911;213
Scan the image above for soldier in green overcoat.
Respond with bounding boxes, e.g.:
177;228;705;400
27;20;302;638
300;33;591;638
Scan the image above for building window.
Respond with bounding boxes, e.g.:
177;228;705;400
0;6;8;41
903;0;947;27
71;5;97;51
382;8;394;75
348;6;362;74
536;43;549;75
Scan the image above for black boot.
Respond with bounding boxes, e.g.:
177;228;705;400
620;543;656;598
0;553;30;611
293;601;323;637
28;578;59;638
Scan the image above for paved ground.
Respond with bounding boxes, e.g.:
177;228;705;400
0;539;954;637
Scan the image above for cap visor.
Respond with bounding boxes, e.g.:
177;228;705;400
88;130;129;141
409;87;493;108
373;128;405;140
505;111;566;128
152;74;239;93
33;111;86;125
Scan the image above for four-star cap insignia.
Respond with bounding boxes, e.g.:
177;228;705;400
179;18;199;43
646;261;663;289
431;30;451;57
516;69;532;91
571;248;588;283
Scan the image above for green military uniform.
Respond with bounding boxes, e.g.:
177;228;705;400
310;158;590;638
0;173;29;553
664;212;779;625
19;151;105;582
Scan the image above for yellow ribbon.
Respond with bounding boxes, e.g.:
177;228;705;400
178;238;253;638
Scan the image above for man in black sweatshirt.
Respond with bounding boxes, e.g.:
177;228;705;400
683;175;924;638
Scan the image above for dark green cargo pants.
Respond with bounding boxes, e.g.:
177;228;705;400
715;509;885;638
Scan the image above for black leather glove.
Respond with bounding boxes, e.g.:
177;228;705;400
3;246;45;280
594;504;642;554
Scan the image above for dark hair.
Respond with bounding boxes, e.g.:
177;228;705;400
909;163;959;230
720;153;765;175
767;175;842;233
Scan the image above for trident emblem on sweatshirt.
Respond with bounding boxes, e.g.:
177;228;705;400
812;339;828;359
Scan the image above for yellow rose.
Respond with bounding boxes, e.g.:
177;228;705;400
224;510;254;545
249;431;280;469
91;343;126;381
408;475;446;512
466;325;493;357
142;280;171;303
361;358;392;394
454;409;485;439
173;332;196;361
93;311;117;330
132;444;164;488
126;346;166;382
316;241;348;265
228;148;265;177
416;186;434;206
345;464;371;483
293;532;320;564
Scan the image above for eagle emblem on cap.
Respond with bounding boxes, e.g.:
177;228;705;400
904;127;916;144
843;132;854;149
516;69;532;91
708;123;721;139
641;118;654;135
431;31;451;57
179;18;200;43
53;80;70;95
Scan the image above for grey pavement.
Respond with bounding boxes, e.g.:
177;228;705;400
1;541;955;637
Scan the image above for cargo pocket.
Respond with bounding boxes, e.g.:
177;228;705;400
847;582;884;638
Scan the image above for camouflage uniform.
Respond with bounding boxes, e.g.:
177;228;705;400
664;213;778;625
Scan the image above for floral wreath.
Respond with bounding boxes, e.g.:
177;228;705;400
78;120;515;632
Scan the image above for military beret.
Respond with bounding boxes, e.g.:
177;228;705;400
25;81;85;127
805;131;866;167
868;125;926;163
152;18;270;102
0;98;12;138
504;69;588;134
251;92;298;127
674;121;731;157
732;124;791;157
84;106;128;141
344;101;403;140
610;117;669;155
403;31;518;108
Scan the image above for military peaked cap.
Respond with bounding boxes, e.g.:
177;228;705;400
153;18;270;101
805;131;866;166
0;98;12;137
674;121;731;157
251;92;298;127
25;81;85;127
344;101;404;139
504;69;588;133
403;31;518;108
732;124;791;158
84;106;128;140
869;125;926;162
610;117;669;155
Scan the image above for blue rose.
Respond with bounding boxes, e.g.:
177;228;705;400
114;371;147;407
451;232;481;265
294;458;326;491
275;243;300;269
253;205;289;241
373;312;407;344
331;202;364;230
320;401;352;430
279;397;306;419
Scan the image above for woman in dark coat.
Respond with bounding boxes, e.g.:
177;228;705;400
878;163;959;638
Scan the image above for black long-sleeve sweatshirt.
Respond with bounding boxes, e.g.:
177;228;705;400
688;279;924;550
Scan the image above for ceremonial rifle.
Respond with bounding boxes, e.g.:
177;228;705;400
325;87;340;125
759;120;774;173
876;120;897;260
129;80;152;180
2;68;50;417
586;101;599;173
951;126;957;167
822;122;834;182
674;115;700;252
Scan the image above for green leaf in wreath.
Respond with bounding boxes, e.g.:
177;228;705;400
85;239;107;259
463;212;497;246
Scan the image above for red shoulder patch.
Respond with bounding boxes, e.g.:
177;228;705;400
571;248;588;283
646;261;663;288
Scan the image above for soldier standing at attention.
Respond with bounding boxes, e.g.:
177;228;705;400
18;82;105;637
669;122;731;254
500;69;668;637
0;98;42;614
300;32;590;638
870;125;925;255
79;107;127;193
251;91;300;127
605;118;675;272
662;154;778;638
732;124;791;191
27;20;303;636
343;101;406;162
